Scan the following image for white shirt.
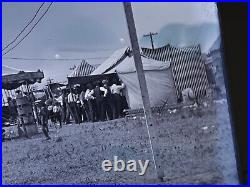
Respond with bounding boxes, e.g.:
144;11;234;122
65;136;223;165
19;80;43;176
53;105;61;113
57;95;63;106
85;89;94;100
48;105;53;111
110;83;125;94
79;91;85;105
67;93;77;103
100;87;108;97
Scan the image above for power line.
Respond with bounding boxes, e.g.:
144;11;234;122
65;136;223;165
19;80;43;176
2;2;53;56
2;3;45;52
3;56;109;61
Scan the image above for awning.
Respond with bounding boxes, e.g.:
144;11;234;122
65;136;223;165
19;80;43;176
2;70;44;90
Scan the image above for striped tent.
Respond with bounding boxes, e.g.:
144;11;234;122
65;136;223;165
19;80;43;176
69;60;96;77
142;44;209;99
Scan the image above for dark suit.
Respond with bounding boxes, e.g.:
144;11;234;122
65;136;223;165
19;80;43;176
93;86;104;121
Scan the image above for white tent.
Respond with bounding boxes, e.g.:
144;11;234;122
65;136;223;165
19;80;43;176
91;47;129;75
92;48;177;109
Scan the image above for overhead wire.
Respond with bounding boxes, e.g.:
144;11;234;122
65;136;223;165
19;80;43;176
2;2;53;56
2;2;45;52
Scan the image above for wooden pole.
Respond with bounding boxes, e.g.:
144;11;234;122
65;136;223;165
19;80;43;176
123;2;164;180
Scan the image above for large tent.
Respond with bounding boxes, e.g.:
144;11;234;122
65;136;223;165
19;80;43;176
69;44;208;109
91;49;177;109
141;44;209;99
67;48;130;85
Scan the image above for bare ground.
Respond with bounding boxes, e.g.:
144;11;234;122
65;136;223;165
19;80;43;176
2;100;238;184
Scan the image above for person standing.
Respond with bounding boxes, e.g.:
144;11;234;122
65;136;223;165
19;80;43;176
85;84;95;122
61;89;69;124
18;116;30;139
47;104;54;123
102;80;114;120
79;87;88;122
53;102;62;128
92;81;107;121
39;103;51;140
74;90;82;124
110;79;125;119
67;90;80;124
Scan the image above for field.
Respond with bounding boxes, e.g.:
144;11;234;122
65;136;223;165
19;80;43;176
2;100;238;184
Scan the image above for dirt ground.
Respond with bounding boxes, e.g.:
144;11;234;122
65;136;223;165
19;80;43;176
2;100;238;184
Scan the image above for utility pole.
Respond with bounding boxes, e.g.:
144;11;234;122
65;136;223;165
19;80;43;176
123;2;164;180
143;32;158;49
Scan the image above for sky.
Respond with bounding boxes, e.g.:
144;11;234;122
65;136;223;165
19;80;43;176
2;2;220;85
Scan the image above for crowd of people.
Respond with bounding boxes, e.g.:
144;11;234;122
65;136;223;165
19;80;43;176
44;78;128;126
63;79;127;123
3;78;129;140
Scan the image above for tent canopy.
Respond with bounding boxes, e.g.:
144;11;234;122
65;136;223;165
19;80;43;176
91;47;176;109
104;55;175;109
69;47;177;109
2;70;44;90
104;55;171;74
91;47;130;75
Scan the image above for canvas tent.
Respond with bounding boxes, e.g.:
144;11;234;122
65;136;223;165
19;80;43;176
141;44;209;99
68;48;130;85
91;49;177;109
91;47;130;75
69;44;208;109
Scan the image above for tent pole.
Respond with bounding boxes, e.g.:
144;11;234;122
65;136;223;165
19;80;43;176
123;2;164;180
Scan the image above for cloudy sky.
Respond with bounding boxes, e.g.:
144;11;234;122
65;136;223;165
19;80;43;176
2;2;220;85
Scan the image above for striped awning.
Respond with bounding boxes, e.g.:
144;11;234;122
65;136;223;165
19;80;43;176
69;60;96;77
